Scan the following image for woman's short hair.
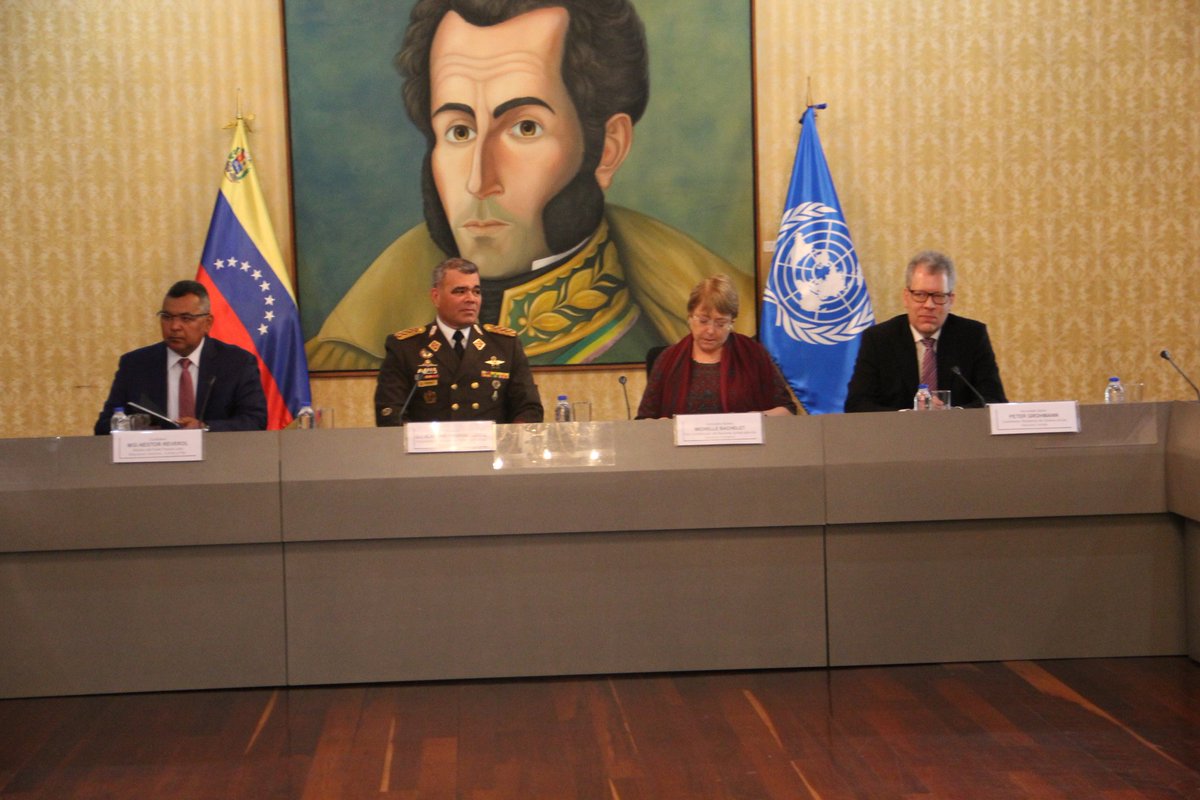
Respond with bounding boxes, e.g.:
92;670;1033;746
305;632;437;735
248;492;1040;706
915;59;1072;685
687;274;739;318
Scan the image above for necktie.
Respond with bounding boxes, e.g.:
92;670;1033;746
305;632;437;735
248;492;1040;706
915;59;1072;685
179;357;196;419
920;338;937;392
453;329;465;357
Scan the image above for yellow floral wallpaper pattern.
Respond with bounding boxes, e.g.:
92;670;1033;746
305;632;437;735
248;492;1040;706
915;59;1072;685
1;1;1196;437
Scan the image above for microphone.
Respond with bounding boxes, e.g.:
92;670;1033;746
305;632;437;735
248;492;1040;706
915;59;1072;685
196;375;216;423
618;375;631;419
950;366;988;407
1160;350;1200;401
397;372;422;424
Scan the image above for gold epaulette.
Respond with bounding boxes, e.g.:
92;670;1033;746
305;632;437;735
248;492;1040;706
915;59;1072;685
483;323;517;337
392;326;425;340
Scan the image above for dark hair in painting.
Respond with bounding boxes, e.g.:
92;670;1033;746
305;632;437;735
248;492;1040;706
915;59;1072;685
396;0;650;256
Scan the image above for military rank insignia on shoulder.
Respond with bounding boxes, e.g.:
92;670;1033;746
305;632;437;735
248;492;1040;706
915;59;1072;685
393;326;425;340
483;323;517;337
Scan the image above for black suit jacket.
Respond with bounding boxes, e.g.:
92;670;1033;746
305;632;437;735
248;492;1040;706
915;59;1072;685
94;338;268;434
844;313;1007;412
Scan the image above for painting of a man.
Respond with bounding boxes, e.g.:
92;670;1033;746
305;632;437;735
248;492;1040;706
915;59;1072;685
302;0;754;370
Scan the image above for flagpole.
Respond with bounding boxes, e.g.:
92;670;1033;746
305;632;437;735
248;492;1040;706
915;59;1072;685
761;100;874;414
223;89;256;132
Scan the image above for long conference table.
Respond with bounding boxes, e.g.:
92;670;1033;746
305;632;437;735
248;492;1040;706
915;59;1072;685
1;402;1198;699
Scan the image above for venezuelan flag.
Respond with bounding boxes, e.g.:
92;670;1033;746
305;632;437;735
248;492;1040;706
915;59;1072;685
196;118;311;429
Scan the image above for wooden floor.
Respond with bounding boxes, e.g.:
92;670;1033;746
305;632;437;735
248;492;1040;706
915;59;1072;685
2;657;1199;799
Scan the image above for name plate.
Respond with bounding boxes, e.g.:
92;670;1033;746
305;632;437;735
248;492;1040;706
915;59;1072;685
674;412;765;446
405;420;497;453
111;429;204;463
988;401;1081;435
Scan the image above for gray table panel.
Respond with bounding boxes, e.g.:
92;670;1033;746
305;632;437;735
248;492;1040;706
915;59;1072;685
824;403;1168;524
826;514;1185;666
279;417;825;540
284;526;826;685
1186;519;1200;661
0;433;281;552
0;543;286;698
1167;402;1200;522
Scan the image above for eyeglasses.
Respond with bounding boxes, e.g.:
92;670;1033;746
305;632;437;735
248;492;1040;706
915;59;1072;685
690;315;734;331
157;312;211;324
906;289;953;305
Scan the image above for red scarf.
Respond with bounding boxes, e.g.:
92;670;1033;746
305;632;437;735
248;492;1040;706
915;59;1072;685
655;333;780;416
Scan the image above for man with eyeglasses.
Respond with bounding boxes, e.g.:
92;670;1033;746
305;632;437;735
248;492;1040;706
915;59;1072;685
844;251;1006;412
94;280;268;433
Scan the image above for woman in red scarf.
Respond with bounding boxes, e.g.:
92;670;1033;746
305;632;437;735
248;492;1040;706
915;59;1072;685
636;275;797;418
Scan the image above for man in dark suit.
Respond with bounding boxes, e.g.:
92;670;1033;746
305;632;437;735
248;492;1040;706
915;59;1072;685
375;258;543;425
845;251;1007;412
94;280;268;433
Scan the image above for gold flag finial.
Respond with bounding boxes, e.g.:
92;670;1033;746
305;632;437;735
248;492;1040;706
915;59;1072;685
223;88;256;131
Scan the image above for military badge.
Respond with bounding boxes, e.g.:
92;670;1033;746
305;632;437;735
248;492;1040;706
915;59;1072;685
423;390;438;404
485;356;506;368
393;326;425;340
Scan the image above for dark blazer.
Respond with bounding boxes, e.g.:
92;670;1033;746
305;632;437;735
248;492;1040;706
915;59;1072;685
94;338;268;434
844;313;1007;412
375;322;543;425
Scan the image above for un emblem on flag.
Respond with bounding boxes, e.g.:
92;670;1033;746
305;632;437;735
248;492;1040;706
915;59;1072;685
765;202;873;345
224;147;251;183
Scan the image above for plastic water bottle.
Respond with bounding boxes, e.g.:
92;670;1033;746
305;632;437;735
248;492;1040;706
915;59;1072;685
296;405;316;429
913;384;933;411
1104;377;1125;404
554;394;572;422
109;406;130;432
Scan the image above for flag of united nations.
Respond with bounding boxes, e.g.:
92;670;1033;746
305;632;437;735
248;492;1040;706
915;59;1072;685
762;105;873;414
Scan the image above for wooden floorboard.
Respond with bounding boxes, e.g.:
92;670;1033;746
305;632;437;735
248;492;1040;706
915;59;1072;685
1;658;1198;799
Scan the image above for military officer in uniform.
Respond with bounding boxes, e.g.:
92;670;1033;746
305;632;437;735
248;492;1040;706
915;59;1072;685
375;257;543;425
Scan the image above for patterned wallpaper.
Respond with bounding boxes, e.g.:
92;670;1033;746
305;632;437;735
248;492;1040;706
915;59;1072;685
0;0;292;438
1;1;1196;437
755;0;1199;408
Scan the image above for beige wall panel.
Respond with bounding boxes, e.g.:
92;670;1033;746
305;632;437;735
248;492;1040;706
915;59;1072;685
0;0;291;438
755;0;1199;409
2;1;1196;436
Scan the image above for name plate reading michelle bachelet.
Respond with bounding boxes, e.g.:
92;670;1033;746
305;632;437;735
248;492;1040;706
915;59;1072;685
111;429;204;463
988;401;1081;435
674;412;765;446
404;420;497;453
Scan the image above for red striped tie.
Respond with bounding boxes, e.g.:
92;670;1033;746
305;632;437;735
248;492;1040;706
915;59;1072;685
920;338;937;392
179;358;195;419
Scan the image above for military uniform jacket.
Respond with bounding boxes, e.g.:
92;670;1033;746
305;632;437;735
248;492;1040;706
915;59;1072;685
375;322;543;425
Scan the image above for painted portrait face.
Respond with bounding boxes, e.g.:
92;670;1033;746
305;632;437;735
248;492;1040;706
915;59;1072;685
428;8;586;279
903;265;954;336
